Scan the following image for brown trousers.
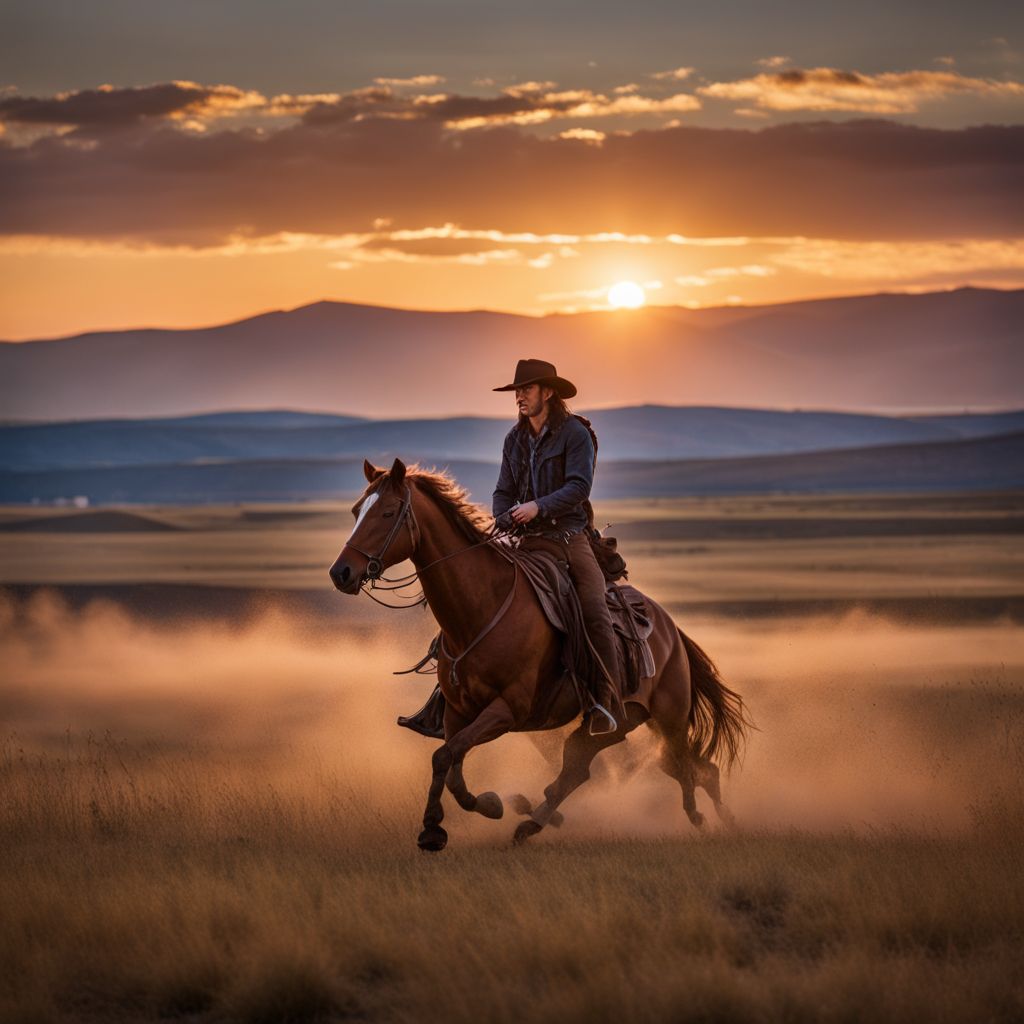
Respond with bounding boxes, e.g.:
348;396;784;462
565;531;621;708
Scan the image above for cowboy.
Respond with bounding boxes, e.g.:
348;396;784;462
491;358;621;735
397;359;622;739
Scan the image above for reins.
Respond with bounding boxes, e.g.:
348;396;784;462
348;482;516;609
347;481;523;682
439;561;519;688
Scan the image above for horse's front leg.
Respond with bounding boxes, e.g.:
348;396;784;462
416;700;469;851
418;696;514;850
418;741;454;851
446;756;504;820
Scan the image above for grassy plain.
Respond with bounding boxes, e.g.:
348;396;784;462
1;492;1023;1023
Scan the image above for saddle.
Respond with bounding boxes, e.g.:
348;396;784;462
512;540;654;697
396;543;655;738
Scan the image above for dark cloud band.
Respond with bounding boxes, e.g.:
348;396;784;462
0;82;1021;244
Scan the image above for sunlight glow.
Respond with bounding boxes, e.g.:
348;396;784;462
608;280;646;308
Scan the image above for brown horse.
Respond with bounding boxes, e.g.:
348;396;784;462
329;458;750;851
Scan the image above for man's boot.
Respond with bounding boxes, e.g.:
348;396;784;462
397;684;446;738
587;642;625;736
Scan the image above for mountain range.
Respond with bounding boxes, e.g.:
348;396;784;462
1;406;1020;504
1;287;1021;420
3;406;1023;473
2;432;1020;506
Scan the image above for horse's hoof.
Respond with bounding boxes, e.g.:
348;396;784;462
548;810;565;829
509;793;534;815
513;820;543;845
475;791;504;819
417;826;448;852
716;805;737;829
688;811;706;829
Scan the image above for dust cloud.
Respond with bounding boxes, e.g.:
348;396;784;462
2;589;1022;846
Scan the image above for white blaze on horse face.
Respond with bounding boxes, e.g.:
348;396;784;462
347;492;379;544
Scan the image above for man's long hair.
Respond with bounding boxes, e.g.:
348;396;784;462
517;393;571;431
515;391;599;528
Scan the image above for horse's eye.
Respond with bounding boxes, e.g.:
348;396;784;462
383;511;395;518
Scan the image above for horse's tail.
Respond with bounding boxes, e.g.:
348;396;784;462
679;629;751;770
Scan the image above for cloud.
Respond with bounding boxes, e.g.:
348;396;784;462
0;80;266;128
261;92;343;115
503;81;559;96
675;264;778;287
329;245;525;269
0;82;1021;247
705;264;778;278
8;229;1020;293
6;67;1020;143
757;56;792;70
557;127;606;143
651;67;695;81
277;79;700;131
373;74;445;87
397;84;701;130
699;67;1024;113
769;238;1024;280
0;223;688;262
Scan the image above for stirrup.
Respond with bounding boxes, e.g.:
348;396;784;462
588;703;618;736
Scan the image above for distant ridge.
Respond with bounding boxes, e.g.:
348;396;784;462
0;510;181;532
1;287;1020;419
3;405;1022;473
2;431;1020;505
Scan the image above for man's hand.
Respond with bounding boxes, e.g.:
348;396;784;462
510;500;540;524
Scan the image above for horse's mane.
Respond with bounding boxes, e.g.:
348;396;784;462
408;466;494;544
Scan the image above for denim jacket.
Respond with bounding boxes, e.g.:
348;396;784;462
492;415;595;536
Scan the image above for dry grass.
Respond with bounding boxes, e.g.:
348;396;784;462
2;734;1022;1024
2;495;1024;1022
2;610;1022;1022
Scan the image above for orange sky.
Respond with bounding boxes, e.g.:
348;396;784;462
2;49;1022;339
2;231;1023;340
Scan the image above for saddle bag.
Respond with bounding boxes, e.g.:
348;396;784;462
587;527;628;583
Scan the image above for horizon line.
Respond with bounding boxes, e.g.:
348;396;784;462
5;399;1022;430
2;283;1020;345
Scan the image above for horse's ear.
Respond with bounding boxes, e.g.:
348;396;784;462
390;458;407;485
363;459;382;482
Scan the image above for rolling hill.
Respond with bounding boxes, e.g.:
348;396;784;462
2;431;1020;505
3;405;1022;474
1;287;1020;420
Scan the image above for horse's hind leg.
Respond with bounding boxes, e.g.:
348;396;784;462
657;723;707;829
693;754;735;827
513;704;645;844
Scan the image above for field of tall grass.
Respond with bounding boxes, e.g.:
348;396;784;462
3;574;1023;1023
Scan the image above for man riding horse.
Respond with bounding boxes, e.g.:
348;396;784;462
399;358;623;736
332;369;749;849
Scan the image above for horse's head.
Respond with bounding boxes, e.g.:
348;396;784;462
329;458;418;594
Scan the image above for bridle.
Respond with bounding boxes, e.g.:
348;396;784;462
344;483;417;584
344;481;515;608
343;479;524;686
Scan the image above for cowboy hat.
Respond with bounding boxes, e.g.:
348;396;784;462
493;358;577;399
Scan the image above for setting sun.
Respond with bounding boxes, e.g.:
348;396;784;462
608;280;646;309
